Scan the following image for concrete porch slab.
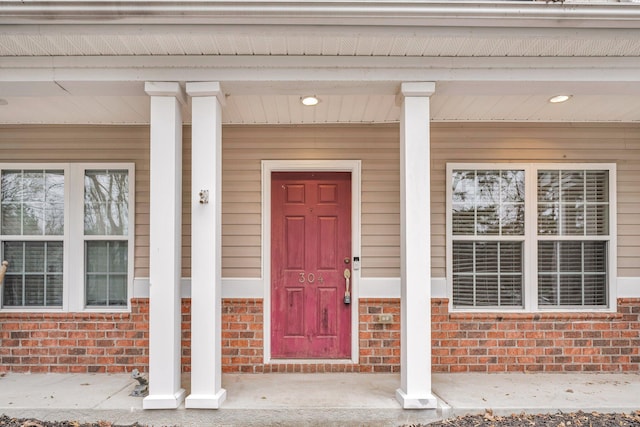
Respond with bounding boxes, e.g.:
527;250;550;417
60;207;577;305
0;372;638;426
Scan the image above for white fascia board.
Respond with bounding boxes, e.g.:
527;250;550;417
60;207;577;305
2;1;640;29
3;56;640;87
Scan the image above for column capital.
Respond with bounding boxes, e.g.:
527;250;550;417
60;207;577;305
144;81;187;105
400;82;436;97
186;82;226;106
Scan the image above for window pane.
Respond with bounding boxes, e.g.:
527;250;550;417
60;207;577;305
452;170;476;235
1;241;63;308
86;241;108;273
538;169;609;237
476;171;500;235
500;276;523;306
585;170;608;203
1;171;22;202
452;241;523;308
562;204;584;235
500;203;524;235
453;242;474;273
452;169;525;236
475;242;498;272
46;274;63;306
453;275;474;307
85;240;128;307
501;170;525;203
84;170;129;236
538;241;557;272
25;241;45;272
584;241;606;273
537;241;607;308
108;275;128;306
500;242;522;273
476;276;499;306
109;242;128;273
25;275;45;306
452;203;475;235
584;276;607;306
2;275;22;306
560;242;583;272
538;204;559;235
452;170;475;204
559;275;583;305
538;275;558;306
585;204;608;235
538;170;559;202
86;275;108;306
561;171;584;202
1;170;64;236
1;203;21;235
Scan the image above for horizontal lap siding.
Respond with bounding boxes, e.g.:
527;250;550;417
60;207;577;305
2;123;639;281
0;125;151;278
221;125;400;278
431;123;640;278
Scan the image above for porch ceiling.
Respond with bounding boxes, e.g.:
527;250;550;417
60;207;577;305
1;1;640;124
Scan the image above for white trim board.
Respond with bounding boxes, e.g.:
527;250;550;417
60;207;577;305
133;277;640;299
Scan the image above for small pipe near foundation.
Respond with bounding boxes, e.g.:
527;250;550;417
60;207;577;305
0;261;8;285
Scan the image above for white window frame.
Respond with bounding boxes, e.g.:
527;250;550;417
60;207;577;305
0;163;135;313
446;162;617;313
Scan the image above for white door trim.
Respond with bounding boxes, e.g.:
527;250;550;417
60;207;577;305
262;160;362;365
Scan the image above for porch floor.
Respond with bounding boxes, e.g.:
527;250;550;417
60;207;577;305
0;372;638;426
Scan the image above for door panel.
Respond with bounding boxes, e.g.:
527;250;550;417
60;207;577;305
271;172;351;359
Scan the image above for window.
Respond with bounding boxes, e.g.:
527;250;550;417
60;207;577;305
84;170;130;307
0;164;134;311
447;163;615;312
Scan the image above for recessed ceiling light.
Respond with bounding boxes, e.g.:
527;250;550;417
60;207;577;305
0;99;8;106
301;96;319;106
549;95;572;104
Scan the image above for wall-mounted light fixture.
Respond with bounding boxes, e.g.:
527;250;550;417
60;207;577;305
301;96;319;106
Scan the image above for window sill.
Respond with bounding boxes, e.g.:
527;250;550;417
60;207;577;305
448;311;623;321
0;310;131;319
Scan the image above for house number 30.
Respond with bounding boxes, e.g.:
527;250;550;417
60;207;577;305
298;272;316;283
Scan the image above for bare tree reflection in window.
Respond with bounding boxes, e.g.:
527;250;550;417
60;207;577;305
84;170;128;236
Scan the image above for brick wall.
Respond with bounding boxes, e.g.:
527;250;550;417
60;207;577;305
432;298;640;373
0;298;149;373
2;297;639;374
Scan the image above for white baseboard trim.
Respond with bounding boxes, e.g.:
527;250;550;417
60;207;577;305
617;277;640;298
133;277;449;299
134;276;640;300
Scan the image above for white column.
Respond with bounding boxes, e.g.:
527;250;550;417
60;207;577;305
185;82;227;408
143;82;186;410
396;82;438;409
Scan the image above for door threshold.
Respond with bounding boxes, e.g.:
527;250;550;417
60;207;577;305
268;359;355;365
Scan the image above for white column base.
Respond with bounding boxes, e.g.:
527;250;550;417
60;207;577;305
185;389;228;409
142;389;186;410
395;388;438;409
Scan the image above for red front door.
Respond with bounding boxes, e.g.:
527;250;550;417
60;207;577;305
271;172;351;359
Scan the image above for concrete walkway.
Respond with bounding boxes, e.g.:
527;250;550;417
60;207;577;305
0;372;638;426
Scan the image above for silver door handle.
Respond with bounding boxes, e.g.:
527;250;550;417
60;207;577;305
343;268;351;304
